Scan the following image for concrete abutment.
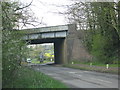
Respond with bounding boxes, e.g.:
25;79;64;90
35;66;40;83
55;24;92;64
54;38;67;64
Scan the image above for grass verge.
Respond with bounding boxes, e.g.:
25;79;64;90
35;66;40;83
70;61;119;67
62;64;119;74
4;66;68;88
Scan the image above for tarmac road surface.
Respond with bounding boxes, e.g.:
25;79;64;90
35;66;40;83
31;63;119;89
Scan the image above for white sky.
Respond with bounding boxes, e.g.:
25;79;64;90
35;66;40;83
18;0;73;28
16;0;119;28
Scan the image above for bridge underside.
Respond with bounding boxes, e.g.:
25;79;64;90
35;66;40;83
22;24;91;65
28;38;65;44
28;38;67;64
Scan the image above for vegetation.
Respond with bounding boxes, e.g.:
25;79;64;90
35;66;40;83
4;66;67;88
28;44;54;63
65;2;120;64
2;1;58;88
69;60;119;67
2;0;120;88
63;64;118;74
2;1;29;86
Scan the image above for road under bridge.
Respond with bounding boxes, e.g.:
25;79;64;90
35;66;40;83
21;24;91;64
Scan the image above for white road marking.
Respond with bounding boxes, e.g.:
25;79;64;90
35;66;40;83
47;73;53;75
84;71;89;72
53;77;59;79
90;77;112;83
97;79;112;83
37;68;40;70
78;75;82;77
69;72;76;74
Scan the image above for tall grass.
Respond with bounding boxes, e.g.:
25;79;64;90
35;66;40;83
3;66;67;88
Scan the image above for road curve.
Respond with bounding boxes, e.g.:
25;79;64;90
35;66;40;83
31;64;119;89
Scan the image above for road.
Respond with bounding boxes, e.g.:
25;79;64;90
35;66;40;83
31;63;119;89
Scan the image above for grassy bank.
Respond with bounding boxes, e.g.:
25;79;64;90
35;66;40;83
69;61;119;67
62;63;119;74
4;66;67;88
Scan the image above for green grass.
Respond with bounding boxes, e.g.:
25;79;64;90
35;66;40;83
31;59;54;64
31;59;40;64
71;61;119;67
63;64;91;71
4;66;67;88
62;64;119;74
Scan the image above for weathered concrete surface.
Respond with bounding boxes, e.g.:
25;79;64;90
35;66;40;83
54;39;67;64
66;24;92;63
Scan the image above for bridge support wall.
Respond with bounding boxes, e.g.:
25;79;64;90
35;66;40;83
54;39;67;64
54;24;92;64
66;24;92;63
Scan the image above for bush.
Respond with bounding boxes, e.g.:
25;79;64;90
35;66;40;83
91;33;117;64
2;30;27;86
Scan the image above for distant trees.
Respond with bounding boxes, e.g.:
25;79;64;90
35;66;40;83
65;1;120;64
28;44;54;61
28;45;44;59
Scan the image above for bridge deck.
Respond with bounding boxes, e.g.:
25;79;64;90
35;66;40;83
21;25;69;40
21;25;68;34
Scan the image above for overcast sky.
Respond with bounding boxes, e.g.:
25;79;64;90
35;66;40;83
17;0;119;28
18;0;73;28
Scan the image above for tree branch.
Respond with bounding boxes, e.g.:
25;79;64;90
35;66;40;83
15;0;33;11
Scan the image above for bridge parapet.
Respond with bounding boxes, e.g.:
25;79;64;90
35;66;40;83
22;25;68;34
21;25;69;40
